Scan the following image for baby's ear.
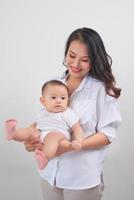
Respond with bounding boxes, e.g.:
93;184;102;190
40;96;45;105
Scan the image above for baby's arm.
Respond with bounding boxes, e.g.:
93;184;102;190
71;122;83;150
56;123;84;155
71;122;83;142
64;108;83;150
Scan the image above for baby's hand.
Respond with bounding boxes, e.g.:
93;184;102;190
71;140;82;150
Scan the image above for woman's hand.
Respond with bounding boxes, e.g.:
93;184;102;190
23;124;43;152
24;139;43;152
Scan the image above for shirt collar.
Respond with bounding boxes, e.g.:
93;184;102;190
61;73;90;95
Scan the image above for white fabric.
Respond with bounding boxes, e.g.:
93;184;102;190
36;107;79;141
38;74;122;189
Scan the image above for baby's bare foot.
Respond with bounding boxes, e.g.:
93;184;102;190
5;119;17;140
35;150;48;170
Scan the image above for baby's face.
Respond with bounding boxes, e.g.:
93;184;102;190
41;85;69;113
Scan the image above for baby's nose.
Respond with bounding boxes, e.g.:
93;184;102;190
56;98;62;103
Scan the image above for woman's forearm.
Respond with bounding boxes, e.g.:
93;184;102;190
55;132;111;156
82;132;110;150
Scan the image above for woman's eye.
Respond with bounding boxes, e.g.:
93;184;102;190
69;54;75;58
82;59;89;62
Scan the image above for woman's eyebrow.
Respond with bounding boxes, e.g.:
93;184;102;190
70;50;89;58
70;50;76;55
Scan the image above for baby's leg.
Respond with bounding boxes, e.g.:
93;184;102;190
5;119;39;142
44;132;67;159
35;132;67;169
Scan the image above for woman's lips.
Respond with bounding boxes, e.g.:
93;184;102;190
71;66;82;73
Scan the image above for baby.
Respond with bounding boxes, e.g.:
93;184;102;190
5;80;83;169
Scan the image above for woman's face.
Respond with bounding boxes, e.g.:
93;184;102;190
65;40;91;79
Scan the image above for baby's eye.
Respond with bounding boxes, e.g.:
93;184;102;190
50;96;56;99
61;97;65;100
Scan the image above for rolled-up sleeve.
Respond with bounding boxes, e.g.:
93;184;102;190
96;85;122;142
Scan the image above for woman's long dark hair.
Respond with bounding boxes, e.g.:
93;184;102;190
64;27;121;98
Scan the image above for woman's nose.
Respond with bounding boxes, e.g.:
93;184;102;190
73;58;80;67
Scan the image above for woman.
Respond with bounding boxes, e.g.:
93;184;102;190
24;27;122;200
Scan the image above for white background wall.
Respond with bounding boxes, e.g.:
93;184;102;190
0;0;134;199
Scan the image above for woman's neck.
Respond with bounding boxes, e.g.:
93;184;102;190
66;76;84;96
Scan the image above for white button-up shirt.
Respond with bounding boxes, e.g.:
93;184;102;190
38;74;122;189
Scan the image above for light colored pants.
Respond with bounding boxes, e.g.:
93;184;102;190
40;178;104;200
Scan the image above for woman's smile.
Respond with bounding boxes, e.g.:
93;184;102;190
71;66;82;73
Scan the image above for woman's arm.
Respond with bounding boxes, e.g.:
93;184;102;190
24;124;110;154
81;132;110;150
56;132;110;156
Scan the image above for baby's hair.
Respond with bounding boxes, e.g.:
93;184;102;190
42;80;69;95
